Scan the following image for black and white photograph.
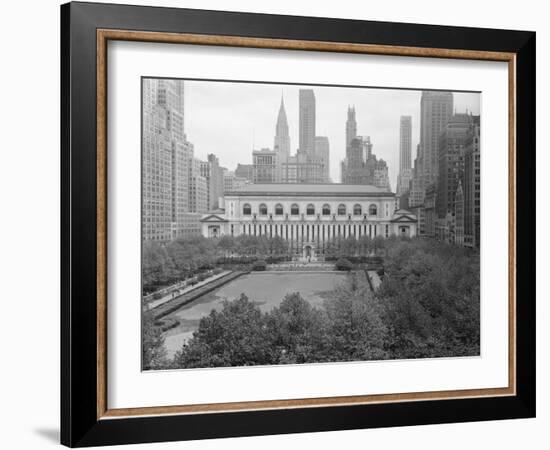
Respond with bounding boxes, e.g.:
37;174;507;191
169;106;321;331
141;78;481;371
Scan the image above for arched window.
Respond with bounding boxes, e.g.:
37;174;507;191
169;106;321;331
322;204;331;216
259;203;268;216
290;204;299;215
243;203;251;216
275;204;283;215
353;204;362;216
369;204;378;216
337;204;346;216
306;204;315;215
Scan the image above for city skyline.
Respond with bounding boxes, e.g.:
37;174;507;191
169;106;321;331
184;80;480;186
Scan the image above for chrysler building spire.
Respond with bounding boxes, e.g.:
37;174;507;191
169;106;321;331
274;93;291;159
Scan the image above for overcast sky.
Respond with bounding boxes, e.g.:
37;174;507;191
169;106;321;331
184;80;480;189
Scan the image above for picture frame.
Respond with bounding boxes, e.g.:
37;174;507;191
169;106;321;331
60;1;535;447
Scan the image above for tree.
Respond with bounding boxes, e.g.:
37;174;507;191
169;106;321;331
270;236;287;255
142;241;179;293
267;293;328;363
372;235;386;255
173;294;275;368
217;235;235;258
377;238;480;359
339;236;358;256
335;257;353;271
323;275;389;361
357;235;372;256
142;310;168;370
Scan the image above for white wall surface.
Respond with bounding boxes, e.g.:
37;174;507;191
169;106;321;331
0;0;546;449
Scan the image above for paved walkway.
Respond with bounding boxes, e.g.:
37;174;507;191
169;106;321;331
145;270;231;310
150;271;247;319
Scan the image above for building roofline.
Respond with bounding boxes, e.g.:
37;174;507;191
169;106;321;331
225;183;395;197
225;191;396;198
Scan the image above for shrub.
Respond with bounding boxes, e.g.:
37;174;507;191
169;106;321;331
197;273;208;282
213;267;224;275
252;260;267;271
265;255;291;264
335;258;353;271
152;292;163;300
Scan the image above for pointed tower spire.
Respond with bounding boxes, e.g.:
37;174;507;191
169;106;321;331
274;91;290;159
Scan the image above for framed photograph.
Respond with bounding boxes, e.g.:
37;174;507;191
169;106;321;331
61;1;536;447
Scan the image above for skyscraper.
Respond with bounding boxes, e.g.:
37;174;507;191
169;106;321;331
419;91;453;187
189;157;208;214
200;154;224;210
434;113;472;240
454;180;465;246
314;136;330;182
397;116;413;197
346;105;357;149
281;150;326;184
235;163;254;183
341;136;389;190
464;116;481;248
253;148;279;183
274;95;290;160
409;150;424;208
299;89;316;156
399;115;412;172
142;78;192;241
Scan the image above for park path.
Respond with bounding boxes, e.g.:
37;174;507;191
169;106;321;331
150;271;247;319
145;271;231;310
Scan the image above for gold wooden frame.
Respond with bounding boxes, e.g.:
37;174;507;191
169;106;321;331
96;29;516;420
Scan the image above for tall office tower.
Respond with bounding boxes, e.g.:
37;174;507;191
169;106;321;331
419;91;453;188
373;159;391;191
282;149;326;184
399;115;412;172
341;136;388;190
348;137;368;172
189;157;208;214
409;151;424;207
397;115;413;196
346;106;357;149
253;148;279;183
299;89;316;156
274;95;291;160
464;115;481;248
207;154;223;210
454;180;465;246
223;171;249;192
314;136;331;182
436;113;472;221
142;78;191;241
199;154;224;210
235;163;254;183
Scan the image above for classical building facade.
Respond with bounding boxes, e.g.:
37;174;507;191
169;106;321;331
200;184;417;258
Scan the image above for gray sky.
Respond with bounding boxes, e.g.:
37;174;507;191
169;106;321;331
185;80;480;189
